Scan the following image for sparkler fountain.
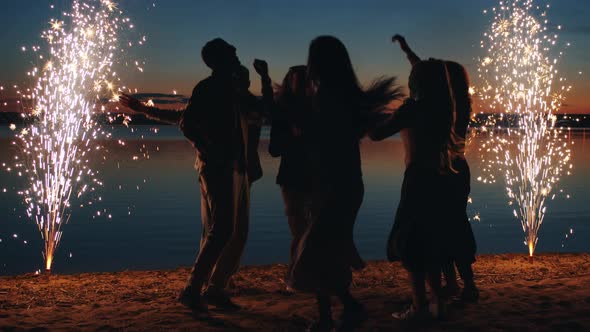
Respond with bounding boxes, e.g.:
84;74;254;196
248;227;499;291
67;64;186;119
13;0;131;272
477;0;573;257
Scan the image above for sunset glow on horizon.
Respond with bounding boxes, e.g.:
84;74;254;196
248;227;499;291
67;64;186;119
0;0;589;114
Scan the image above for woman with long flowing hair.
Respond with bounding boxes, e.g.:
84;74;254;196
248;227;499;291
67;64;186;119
439;60;479;303
370;54;464;319
288;35;403;331
268;65;311;269
375;36;478;318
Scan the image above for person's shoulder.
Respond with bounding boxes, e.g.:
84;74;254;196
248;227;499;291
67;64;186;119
193;76;214;92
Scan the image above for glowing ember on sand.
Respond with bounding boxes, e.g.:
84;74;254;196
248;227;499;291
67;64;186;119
477;0;573;257
12;0;132;271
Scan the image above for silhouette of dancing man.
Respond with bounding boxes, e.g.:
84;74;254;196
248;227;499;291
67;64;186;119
119;38;272;312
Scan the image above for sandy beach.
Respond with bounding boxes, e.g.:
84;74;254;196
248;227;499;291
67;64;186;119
1;253;589;331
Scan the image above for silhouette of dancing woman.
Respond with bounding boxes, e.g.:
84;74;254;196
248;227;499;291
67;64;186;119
393;35;479;304
289;35;403;331
370;41;465;320
268;65;312;269
438;60;479;302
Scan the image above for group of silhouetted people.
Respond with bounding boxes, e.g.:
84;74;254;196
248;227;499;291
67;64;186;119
119;34;479;331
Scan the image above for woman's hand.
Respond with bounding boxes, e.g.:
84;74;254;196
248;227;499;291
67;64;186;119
253;59;269;77
392;34;411;53
119;93;147;113
392;34;421;66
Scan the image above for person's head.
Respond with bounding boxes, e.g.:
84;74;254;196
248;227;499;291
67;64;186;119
445;61;471;112
445;61;470;102
306;36;361;94
277;65;307;103
236;65;250;90
445;61;472;137
409;59;463;173
201;38;240;73
408;59;453;104
306;36;403;137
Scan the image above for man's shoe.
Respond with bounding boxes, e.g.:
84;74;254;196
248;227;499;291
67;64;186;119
392;304;431;321
203;288;241;311
178;285;208;312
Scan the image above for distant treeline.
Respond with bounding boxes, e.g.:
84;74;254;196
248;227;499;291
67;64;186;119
1;112;589;128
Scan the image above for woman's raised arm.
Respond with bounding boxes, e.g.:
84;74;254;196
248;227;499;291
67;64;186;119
392;34;421;66
369;99;417;141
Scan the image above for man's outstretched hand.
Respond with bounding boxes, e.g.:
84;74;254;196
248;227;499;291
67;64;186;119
253;59;269;78
392;34;411;53
119;93;146;113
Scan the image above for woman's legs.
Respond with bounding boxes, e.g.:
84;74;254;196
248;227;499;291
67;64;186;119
337;288;368;328
393;269;429;320
393;267;445;320
343;182;365;270
311;287;367;330
426;268;446;318
337;288;360;309
441;261;460;297
307;291;334;331
287;214;306;261
409;270;428;309
456;261;479;302
456;261;475;287
317;291;332;320
281;188;307;264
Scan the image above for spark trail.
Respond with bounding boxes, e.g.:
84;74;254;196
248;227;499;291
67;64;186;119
477;0;573;256
13;0;133;271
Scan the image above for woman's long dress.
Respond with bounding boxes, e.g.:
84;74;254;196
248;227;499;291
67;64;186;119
288;91;364;293
373;99;476;272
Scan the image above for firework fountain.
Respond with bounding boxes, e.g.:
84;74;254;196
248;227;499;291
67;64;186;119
13;0;132;272
477;0;572;257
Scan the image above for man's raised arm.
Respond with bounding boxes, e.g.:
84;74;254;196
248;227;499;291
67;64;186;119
119;90;211;153
118;93;182;125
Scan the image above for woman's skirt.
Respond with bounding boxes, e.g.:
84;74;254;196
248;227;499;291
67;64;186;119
288;179;364;294
387;161;476;271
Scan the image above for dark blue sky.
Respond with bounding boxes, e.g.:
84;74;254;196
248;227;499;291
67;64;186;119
1;0;589;112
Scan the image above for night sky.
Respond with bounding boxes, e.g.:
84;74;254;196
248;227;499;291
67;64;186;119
0;0;589;113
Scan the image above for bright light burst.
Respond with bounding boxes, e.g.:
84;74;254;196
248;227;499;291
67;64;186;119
477;0;573;256
13;0;131;271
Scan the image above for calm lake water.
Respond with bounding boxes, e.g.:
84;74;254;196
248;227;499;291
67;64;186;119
0;126;589;275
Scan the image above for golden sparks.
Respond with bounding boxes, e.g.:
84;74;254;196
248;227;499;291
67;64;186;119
476;0;572;256
50;19;63;31
103;0;118;12
12;0;133;271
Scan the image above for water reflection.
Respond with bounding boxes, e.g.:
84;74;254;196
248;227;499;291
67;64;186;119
0;127;588;275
